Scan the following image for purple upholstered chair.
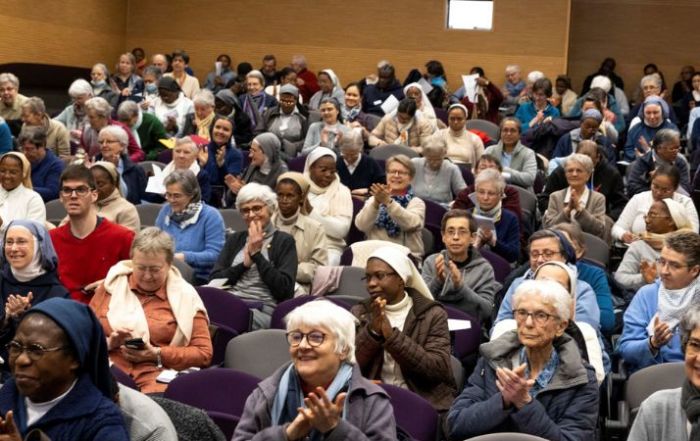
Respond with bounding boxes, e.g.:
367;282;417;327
287;154;307;173
443;305;481;362
269;297;351;330
478;248;512;284
196;286;252;335
379;384;439;441
110;364;138;390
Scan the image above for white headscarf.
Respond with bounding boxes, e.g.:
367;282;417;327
6;224;45;282
392;82;437;127
662;198;693;230
534;260;578;314
368;246;433;300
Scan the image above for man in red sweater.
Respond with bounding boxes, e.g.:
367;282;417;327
50;164;135;303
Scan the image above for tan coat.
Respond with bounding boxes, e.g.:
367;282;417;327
369;114;434;154
543;187;609;239
46;117;71;157
96;189;141;232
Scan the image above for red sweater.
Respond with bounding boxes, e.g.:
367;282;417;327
50;218;135;303
297;69;320;103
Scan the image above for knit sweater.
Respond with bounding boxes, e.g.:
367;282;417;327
628;388;689;441
336;154;385;191
614;240;660;292
136;112;168;161
411;158;466;205
95;189;140;232
30;150;65;202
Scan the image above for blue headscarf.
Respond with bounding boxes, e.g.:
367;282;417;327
22;298;112;399
1;219;58;273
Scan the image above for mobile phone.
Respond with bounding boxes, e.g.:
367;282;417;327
125;338;146;350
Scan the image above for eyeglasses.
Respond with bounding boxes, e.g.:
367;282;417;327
165;192;186;200
362;271;398;283
98;139;120;145
529;250;561;260
514;309;558;325
387;169;410;177
240;205;266;216
644;213;671;220
134;264;165;275
656;257;690;270
286;331;326;347
686;338;700;355
444;228;471;238
60;186;92;197
6;341;68;361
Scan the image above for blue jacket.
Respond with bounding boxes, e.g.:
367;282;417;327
551;131;615;164
0;120;12;154
361;80;405;116
203;141;243;186
515;102;560;131
624;119;679;161
155;203;225;281
618;280;684;372
626;150;690;198
577;261;615;334
0;374;128;441
31;150;65;202
481;208;520;263
448;332;599;441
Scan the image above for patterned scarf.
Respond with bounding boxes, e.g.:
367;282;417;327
651;275;700;335
166;201;203;229
345;106;361;122
506;80;526;98
375;187;414;237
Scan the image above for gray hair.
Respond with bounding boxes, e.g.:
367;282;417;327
92;63;110;77
143;66;162;80
513;279;572;322
505;65;521;74
99;125;128;149
291;54;307;68
17;126;47;148
386;154;415;178
565;153;594;175
664;231;700;268
339;128;363;151
21;97;46;116
235;182;278;212
68;79;93;98
163;169;201;203
85;97;113;118
421;139;447;157
641;73;663;89
285;300;358;364
192;89;215;107
653;128;681;151
117;100;140;122
174;136;199;154
0;73;19;89
130;227;174;265
681;304;700;351
475;168;506;194
527;71;545;84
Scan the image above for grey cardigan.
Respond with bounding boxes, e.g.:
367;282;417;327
410;158;466;205
484;141;537;189
614;240;660;292
628;388;688;441
232;363;397;441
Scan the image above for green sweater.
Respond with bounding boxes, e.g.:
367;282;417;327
137;112;168;160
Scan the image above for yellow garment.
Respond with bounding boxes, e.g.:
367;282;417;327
194;112;214;140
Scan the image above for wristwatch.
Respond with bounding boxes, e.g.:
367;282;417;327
156;347;163;368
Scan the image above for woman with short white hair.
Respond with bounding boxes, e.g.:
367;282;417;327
20;96;71;157
95;125;146;205
410;140;466;205
90;63;118;107
54;78;93;138
182;89;217;141
82;97;144;162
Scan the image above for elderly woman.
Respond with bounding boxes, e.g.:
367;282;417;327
0;152;45;231
613;164;699;243
182;89;216;141
214;89;254;147
273;172;327;295
201;116;243;190
352;246;455;410
150;76;194;138
95;125;146;205
156;170;225;284
628;304;700;440
302;147;352;266
302;97;350;154
431;104;484;165
628;128;690;197
308;69;345;111
625;95;680;161
90;63;118;108
210;183;297;329
411;141;466;206
449;279;598;440
116;100;168;161
146;136;211;203
90;161;140;231
81;97;144;162
484;117;537;190
54;78;93;142
256;84;308;158
550;108;615;164
240;70;278;132
163;49;200;99
112;52;144;105
90;227;213;394
401;82;438;129
139;66;162;112
0;298;129;439
336;128;385;198
543;153;609;239
343;82;379;132
616;199;694;292
355;154;426;261
369;98;434;154
233;300;396;441
514;77;561;131
619;231;700;372
20;96;71;157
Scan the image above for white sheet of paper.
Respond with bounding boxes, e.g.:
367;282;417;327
206;278;232;289
472;213;496;232
144;164;165;194
418;77;434;94
448;319;472;331
462;74;479;102
380;94;400;115
215;61;222;77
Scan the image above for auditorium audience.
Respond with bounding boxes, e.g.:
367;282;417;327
240;70;278;133
150;76;194;138
20;97;71;157
94;125;146;205
501;64;527;113
484;117;537;190
431;103;484;165
402;82;439;129
627;128;690;197
0;152;45;232
256;84;308;158
410;140;466;206
112;52;144;105
308;69;345;111
336;128;385;198
181;89;216;142
18;127;64;202
89;161;140;232
82;97;144;162
369;98;433;154
550;108;614;163
515;77;561;131
302;97;349;154
201;116;243;189
214;89;254;147
362;62;405;116
343;82;378;132
116;100;168;161
453;67;504;123
163;49;200;99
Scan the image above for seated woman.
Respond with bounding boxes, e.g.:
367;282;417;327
214;89;254;147
0;152;46;231
355;155;426;262
550;108;615;165
233;300;396;441
615;199;693;292
150;76;194;138
343;82;379;133
543;153;609;240
308;69;345;111
613;164;699;244
145;136;211;203
454;67;505;124
470;168;520;263
210;183;296;329
431;104;484;166
484;117;537;190
256;84;308;158
619;231;700;373
163;49;200;99
223;133;288;206
627;128;690;197
273;172;327;296
139;66;161;113
240;70;278;133
90;161;140;232
95;125;146;205
53;78;93;143
336;128;385;199
411;140;466;206
628;304;700;440
112;52;144;106
448;279;599;440
402;82;439;130
116;100;168;162
352;246;455;411
90;227;213;393
20;96;71;157
156;170;225;284
90;62;118;108
514;77;561;131
302;97;350;154
624;95;679;161
82;97;143;162
181;89;216;141
0;298;129;440
553;74;578;116
201;116;243;192
303;148;352;266
369;98;434;154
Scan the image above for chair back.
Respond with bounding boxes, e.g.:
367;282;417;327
196;286;252;335
369;144;419;161
582;232;610;267
219;209;247;232
423;198;447;230
45;199;67;222
451;355;466;390
210;323;238;366
465;119;500;142
444;305;481;360
157;149;173;164
466;433;549;441
379;384;438;441
308;110;322;124
458;164;474;186
138;160;167;177
346;197;367;246
625;362;685;418
172;259;195;284
422;227;436;256
349;240;411;267
269;297;351;330
224;329;290;378
136;203;163;227
513;185;537;217
478;248;511;284
287;155;307;173
326;266;369;299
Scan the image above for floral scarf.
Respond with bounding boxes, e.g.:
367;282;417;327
166;201;203;229
375;187;414;237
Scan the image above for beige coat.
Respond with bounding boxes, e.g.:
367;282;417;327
543;187;609;239
369;114;434;154
96;189;140;232
46;117;71;157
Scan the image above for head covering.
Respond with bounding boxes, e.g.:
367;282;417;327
590;75;612;93
548;229;577;264
1;152;32;189
638;95;670;123
277;171;310;195
534;260;578;302
157;76;181;92
662;198;693;230
23;298;112;399
215;89;240;109
253;133;282;162
303;147;337;175
448;103;469;118
2;220;58;282
91;161;122;195
279;84;299;98
581;108;603;123
368;246;433;300
401;82;436;121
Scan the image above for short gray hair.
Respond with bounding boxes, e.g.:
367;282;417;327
163;169;201;203
174;136;198;154
68;79;93;98
641;73;662;89
505;65;520;74
99;125;129;148
117;100;139;122
0;73;19;89
143;66;162;80
565;153;594;175
475;168;506;194
130;227;174;265
285;300;358;364
92;63;110;77
291;54;307;68
664;231;700;268
86;97;113;118
386;154;415;178
681;304;700;351
339;128;363;151
22;97;46;116
235;182;277;212
422;139;447;157
513;279;571;322
653;128;681;151
192;89;215;107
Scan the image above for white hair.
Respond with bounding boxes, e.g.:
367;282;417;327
590;75;612;93
565;153;594;175
527;71;545;84
85;97;113;118
174;136;199;154
235;182;277;212
68;79;93;98
99;125;129;148
475;168;506;194
505;65;521;74
0;73;19;89
192;89;215;107
641;73;662;89
513;279;572;321
285;300;358;364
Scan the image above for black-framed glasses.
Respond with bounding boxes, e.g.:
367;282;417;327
362;271;398;283
514;309;559;325
286;331;326;347
60;186;92;197
6;341;69;361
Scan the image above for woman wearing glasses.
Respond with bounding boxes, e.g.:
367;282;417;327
352;246;455;411
155;169;225;285
94;125;146;206
233;300;396;441
619;231;700;373
448;279;598;440
0;152;45;232
210;183;297;329
355;155;426;262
